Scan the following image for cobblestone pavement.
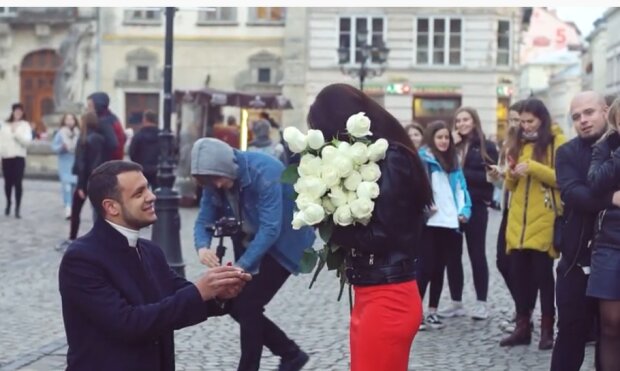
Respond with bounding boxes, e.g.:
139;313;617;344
0;180;595;371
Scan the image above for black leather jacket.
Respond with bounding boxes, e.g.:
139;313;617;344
330;144;429;286
72;131;105;191
462;137;499;204
588;130;620;251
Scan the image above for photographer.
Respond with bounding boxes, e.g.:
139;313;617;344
191;137;316;371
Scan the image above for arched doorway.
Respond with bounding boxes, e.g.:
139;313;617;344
20;50;60;135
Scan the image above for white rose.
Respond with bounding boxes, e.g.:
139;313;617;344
332;156;354;178
349;198;375;220
333;205;354;226
294;176;327;199
328;186;349;207
346;112;372;138
359;163;381;182
367;138;389;162
295;193;319;211
321;145;337;159
320;163;341;188
306;129;325;150
343;171;362;191
298;154;322;177
337;141;352;155
283;127;308;153
322;197;336;215
291;212;306;230
356;181;380;199
348;142;369;165
347;190;358;204
300;203;325;226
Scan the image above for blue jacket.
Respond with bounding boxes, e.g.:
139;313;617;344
194;150;316;275
59;219;226;371
419;147;472;223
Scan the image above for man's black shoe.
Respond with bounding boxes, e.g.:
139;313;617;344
278;350;309;371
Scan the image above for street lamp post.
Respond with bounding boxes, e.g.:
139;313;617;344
151;7;185;278
337;27;390;91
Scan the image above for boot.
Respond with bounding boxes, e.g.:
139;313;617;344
500;314;532;347
4;202;10;216
539;315;554;350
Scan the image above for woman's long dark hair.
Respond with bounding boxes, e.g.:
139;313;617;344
80;112;99;144
508;98;553;163
423;120;458;172
453;106;492;163
7;103;26;122
307;83;432;208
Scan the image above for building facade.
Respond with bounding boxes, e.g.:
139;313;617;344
604;8;620;97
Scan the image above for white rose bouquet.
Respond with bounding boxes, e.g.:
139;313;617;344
281;112;388;299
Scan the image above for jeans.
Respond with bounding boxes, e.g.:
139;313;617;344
61;181;76;208
228;253;300;371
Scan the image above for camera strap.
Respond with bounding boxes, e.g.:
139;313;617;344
223;186;243;226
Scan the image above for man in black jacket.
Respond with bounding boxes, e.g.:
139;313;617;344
552;91;618;371
129;110;161;188
59;160;251;371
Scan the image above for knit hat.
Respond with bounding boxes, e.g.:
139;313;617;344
191;137;238;179
249;119;272;147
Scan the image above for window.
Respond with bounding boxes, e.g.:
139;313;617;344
198;7;237;24
497;20;511;66
0;7;17;17
339;16;386;64
416;17;462;66
137;66;149;81
249;7;285;24
124;8;162;24
257;68;271;83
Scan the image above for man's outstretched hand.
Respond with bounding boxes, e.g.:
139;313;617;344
194;265;252;301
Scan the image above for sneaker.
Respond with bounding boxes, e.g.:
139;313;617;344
64;206;71;220
425;313;446;329
419;321;427;331
278;350;309;371
471;302;489;320
437;302;466;318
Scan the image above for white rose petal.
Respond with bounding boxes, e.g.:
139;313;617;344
349;142;369;165
356;181;380;199
368;138;389;162
328;186;349;207
300;203;325;226
332;156;354;178
283;127;308;153
349;198;375;220
321;145;337;159
358;217;371;226
346;112;373;138
320;163;341;188
295;193;320;211
343;171;362;192
346;190;358;204
298;154;322;177
322;197;336;215
333;205;354;226
294;176;327;200
291;211;306;230
359;163;381;182
306;130;325;150
337;141;352;155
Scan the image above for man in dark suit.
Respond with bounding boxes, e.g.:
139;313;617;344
58;160;252;371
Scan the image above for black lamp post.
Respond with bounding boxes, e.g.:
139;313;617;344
151;7;185;278
337;27;390;91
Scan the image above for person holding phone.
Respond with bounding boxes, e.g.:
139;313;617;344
437;107;498;321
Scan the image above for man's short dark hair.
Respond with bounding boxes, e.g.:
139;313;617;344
143;110;158;125
88;161;143;216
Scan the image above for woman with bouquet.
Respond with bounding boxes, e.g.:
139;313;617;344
305;83;433;371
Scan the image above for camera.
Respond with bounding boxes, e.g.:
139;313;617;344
206;217;242;238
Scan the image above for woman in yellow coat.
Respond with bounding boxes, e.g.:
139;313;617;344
500;98;566;350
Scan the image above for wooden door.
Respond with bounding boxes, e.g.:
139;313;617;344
20;50;60;134
125;93;160;130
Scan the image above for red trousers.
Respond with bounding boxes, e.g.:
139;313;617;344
350;280;423;371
